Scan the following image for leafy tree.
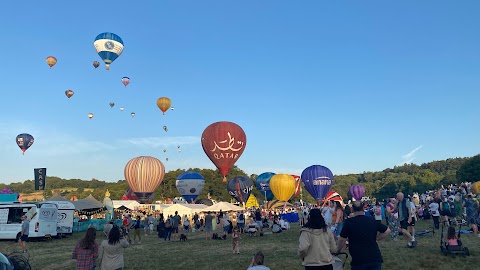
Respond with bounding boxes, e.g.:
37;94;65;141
457;154;480;183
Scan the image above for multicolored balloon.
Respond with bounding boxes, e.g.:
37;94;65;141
122;188;155;203
16;133;34;155
201;121;246;182
93;61;100;68
176;171;205;202
93;32;124;70
121;77;130;87
124;156;165;203
227;176;253;203
270;174;296;201
292;175;301;197
255;172;275;201
88;113;94;119
65;90;74;98
157;97;172;114
109;102;115;108
349;184;365;201
46;56;57;68
301;165;334;201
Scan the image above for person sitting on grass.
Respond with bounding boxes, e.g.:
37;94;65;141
247;251;270;270
447;226;459;246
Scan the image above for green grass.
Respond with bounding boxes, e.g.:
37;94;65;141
0;220;478;270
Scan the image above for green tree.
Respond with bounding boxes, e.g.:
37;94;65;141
457;154;480;183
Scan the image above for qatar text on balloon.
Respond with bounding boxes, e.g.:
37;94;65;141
210;132;244;160
229;185;253;196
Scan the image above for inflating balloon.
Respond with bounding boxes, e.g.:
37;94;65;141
201;121;246;182
255;172;275;201
157;97;172;114
88;113;94;119
227;176;253;203
16;133;34;155
122;188;155;203
301;165;334;201
109;102;115;108
46;56;57;68
93;61;100;68
124;156;165;203
349;184;365;201
292;175;301;197
121;77;130;87
65;90;74;98
270;174;295;201
176;171;205;202
94;32;124;70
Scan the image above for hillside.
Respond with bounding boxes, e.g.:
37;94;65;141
1;155;479;203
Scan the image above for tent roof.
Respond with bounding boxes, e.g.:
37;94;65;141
72;195;105;210
112;200;141;209
203;201;244;212
47;194;69;201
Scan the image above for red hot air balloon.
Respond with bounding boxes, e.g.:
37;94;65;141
292;175;301;197
201;121;246;182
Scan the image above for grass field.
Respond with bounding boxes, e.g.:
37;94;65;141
0;219;478;270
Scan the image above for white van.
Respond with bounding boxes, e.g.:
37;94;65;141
0;202;58;240
47;200;75;236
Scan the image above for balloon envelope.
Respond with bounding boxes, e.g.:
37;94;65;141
156;97;172;114
16;133;34;154
122;188;155;203
124;156;165;203
93;32;124;70
176;171;205;202
65;90;74;98
227;176;253;203
255;172;275;201
270;174;296;201
201;121;246;181
349;184;365;201
93;61;100;68
121;77;130;87
46;56;57;68
301;165;334;201
292;175;301;197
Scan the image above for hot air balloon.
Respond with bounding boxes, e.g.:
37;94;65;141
124;156;165;203
46;56;57;68
16;133;34;155
349;184;365;201
122;188;156;203
93;61;100;68
171;107;174;110
176;171;205;202
227;176;253;203
163;126;168;132
88;113;94;119
93;32;124;70
301;165;334;201
156;97;172;114
163;149;166;153
270;174;296;201
166;158;168;161
201;121;246;182
292;175;301;197
255;172;275;201
120;107;124;111
109;102;115;108
65;90;74;98
121;77;130;87
130;112;135;117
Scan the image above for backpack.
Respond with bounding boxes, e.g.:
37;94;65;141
442;202;450;214
238;214;244;221
375;206;381;216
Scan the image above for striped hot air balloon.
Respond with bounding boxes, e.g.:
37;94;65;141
124;156;165;203
93;32;124;70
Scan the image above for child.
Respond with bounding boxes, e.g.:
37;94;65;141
447;226;458;246
232;227;240;254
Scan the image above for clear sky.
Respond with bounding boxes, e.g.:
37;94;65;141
0;1;479;183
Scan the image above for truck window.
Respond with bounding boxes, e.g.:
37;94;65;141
7;207;25;224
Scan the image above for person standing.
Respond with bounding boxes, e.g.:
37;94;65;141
99;226;129;270
337;201;390;270
255;209;263;232
428;199;440;229
298;208;337;270
18;215;29;253
133;216;142;244
395;192;416;247
463;194;479;235
204;211;213;239
72;227;98;270
373;202;383;225
232;227;240;254
172;211;181;241
237;211;246;233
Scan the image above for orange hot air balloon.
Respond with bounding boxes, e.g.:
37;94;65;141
46;56;57;68
156;97;172;114
124;156;165;203
65;90;74;98
201;121;246;182
270;174;296;201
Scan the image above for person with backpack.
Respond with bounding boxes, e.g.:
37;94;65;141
237;211;245;233
373;201;383;224
440;196;452;226
164;216;172;241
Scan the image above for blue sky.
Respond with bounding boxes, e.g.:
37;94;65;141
0;1;479;183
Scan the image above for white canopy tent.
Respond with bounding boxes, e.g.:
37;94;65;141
203;201;244;212
112;200;141;210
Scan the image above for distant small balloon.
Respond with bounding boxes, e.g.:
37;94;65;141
93;61;100;68
163;149;166;153
109;102;115;108
166;158;169;161
171;107;174;110
65;90;74;98
120;107;124;111
46;56;57;68
163;126;168;132
130;112;135;117
121;77;130;87
88;113;94;119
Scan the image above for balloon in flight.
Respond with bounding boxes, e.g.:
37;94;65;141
93;61;100;68
156;97;172;114
93;32;124;70
269;174;296;201
163;126;168;132
121;77;130;87
227;176;253;203
16;133;34;155
88;113;94;119
301;165;334;201
119;107;124;111
176;171;205;202
46;56;57;68
124;156;165;203
201;121;246;182
65;90;74;98
130;112;135;117
109;102;115;108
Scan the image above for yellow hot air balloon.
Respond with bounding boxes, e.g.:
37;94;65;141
124;156;165;203
46;56;57;68
270;174;296;201
156;97;172;115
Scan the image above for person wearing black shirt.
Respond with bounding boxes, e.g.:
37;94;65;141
337;201;390;270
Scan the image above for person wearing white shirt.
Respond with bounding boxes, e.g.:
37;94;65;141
428;200;440;229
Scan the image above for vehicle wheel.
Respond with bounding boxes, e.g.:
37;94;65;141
56;233;62;239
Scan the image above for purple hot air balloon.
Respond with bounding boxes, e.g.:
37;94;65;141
349;184;365;201
301;165;334;201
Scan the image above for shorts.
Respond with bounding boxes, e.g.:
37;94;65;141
20;235;28;242
256;221;262;228
205;226;212;232
238;222;245;228
223;226;229;232
467;214;479;225
399;218;415;230
172;227;179;234
440;210;451;217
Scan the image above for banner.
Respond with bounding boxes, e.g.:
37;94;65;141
34;168;46;190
